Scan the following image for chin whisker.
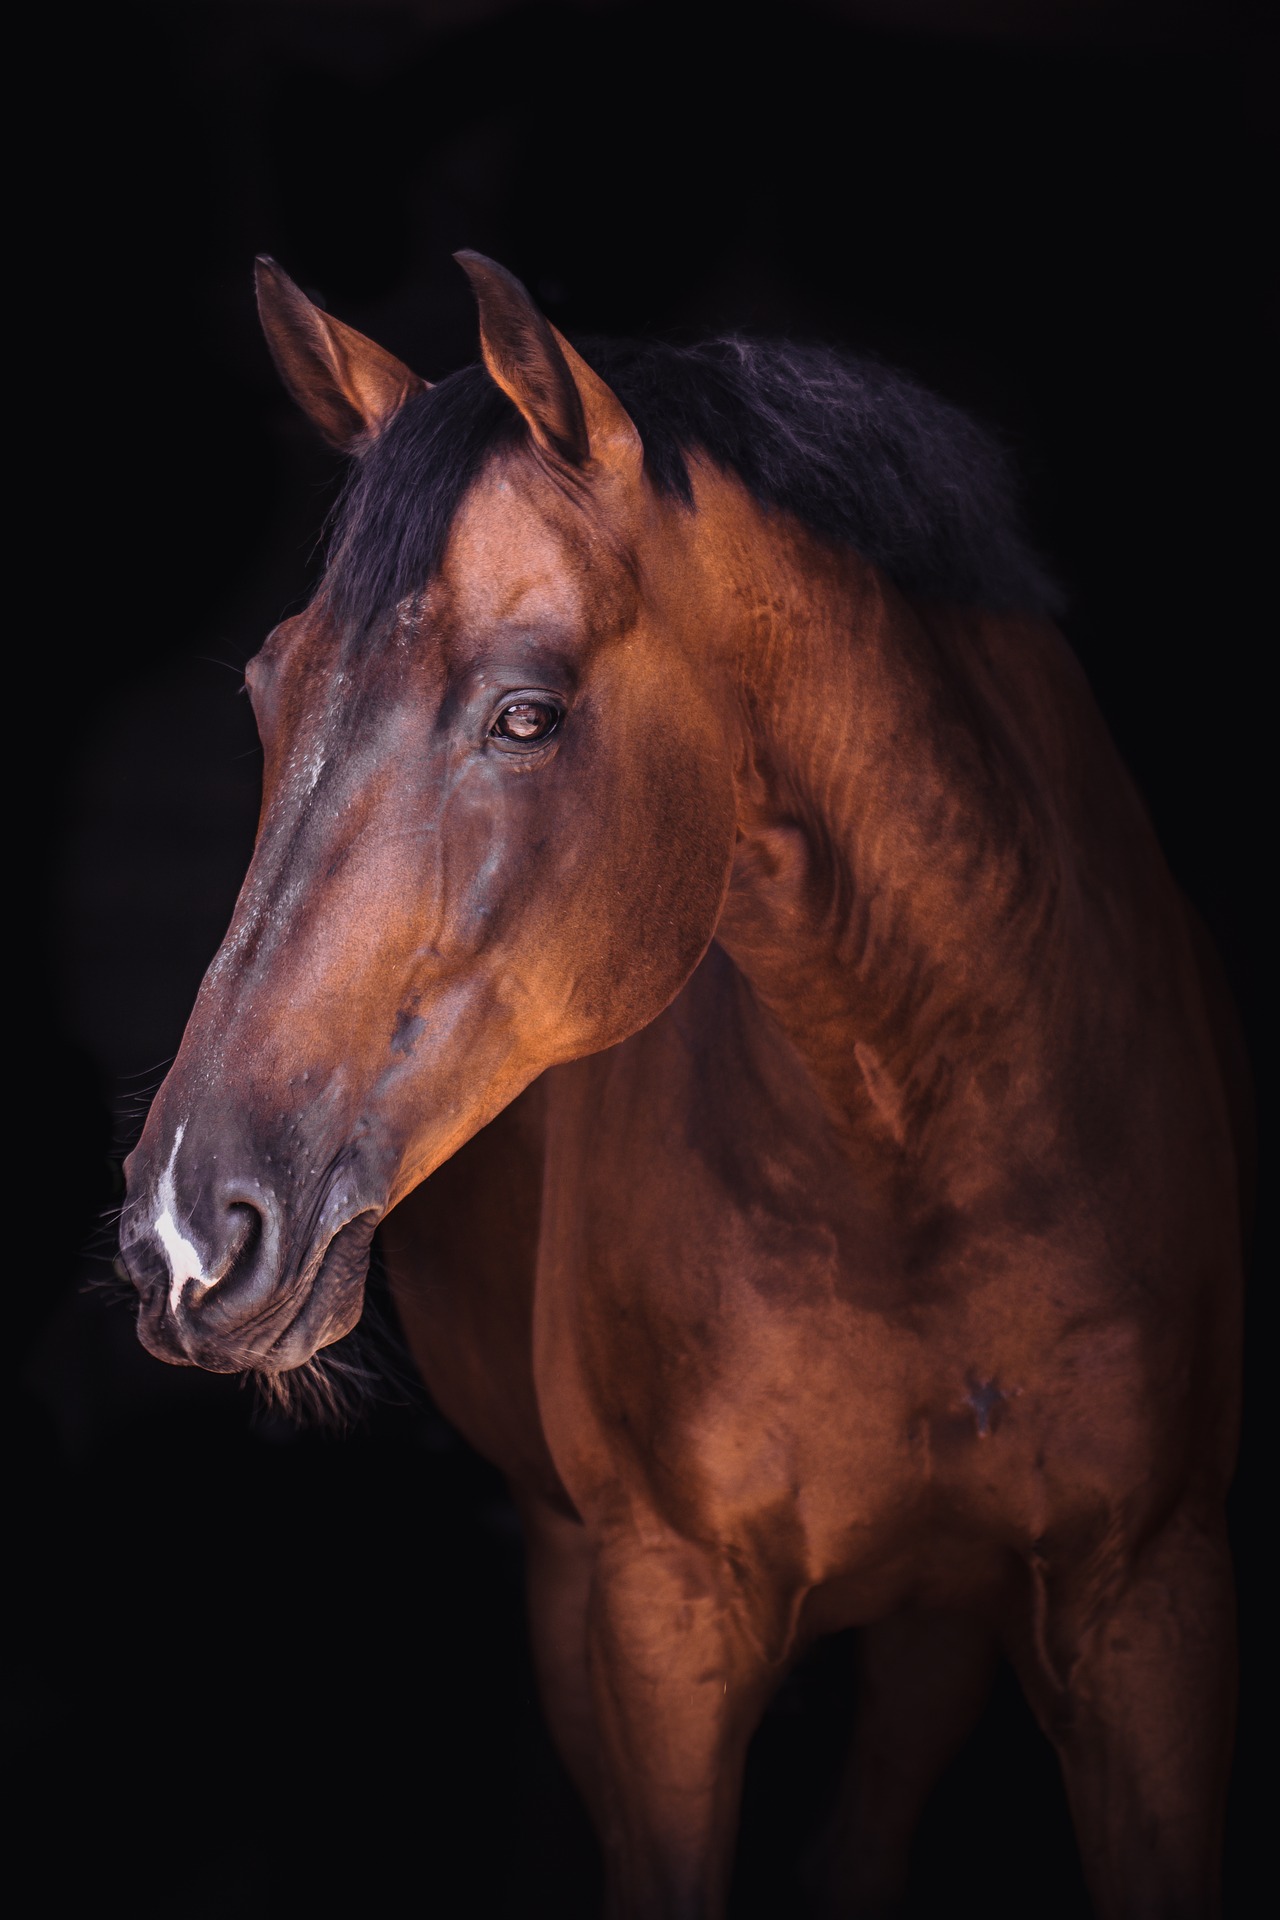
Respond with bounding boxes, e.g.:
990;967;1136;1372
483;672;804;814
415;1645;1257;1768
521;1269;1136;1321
245;1265;417;1432
246;1346;372;1428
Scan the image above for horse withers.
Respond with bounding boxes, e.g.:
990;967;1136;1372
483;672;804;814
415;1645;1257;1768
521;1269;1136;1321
118;253;1244;1918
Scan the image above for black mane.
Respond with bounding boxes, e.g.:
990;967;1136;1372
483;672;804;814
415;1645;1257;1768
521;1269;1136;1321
328;335;1062;629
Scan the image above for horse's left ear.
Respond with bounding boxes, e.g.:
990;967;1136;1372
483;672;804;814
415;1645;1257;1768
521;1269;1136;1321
455;252;643;479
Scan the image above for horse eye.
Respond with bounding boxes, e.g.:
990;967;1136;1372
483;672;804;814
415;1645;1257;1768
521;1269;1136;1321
491;699;560;743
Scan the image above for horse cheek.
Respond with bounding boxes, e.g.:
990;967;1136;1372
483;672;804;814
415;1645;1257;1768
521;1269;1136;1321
571;736;735;1051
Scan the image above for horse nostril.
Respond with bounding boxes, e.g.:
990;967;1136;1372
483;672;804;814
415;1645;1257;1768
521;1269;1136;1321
222;1200;263;1280
187;1197;266;1308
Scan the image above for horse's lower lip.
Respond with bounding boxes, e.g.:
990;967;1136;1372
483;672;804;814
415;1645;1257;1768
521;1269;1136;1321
234;1210;380;1374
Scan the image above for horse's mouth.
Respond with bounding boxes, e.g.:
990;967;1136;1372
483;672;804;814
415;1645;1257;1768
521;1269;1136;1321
134;1212;379;1376
256;1212;380;1372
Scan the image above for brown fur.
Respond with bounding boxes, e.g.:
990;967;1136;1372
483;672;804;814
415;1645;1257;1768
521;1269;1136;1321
121;257;1243;1917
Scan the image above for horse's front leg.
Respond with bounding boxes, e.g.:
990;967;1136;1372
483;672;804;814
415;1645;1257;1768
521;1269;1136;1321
807;1610;999;1918
586;1532;779;1920
518;1491;610;1833
1014;1500;1236;1920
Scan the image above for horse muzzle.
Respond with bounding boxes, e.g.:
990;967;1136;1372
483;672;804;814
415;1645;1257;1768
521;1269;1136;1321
119;1143;382;1373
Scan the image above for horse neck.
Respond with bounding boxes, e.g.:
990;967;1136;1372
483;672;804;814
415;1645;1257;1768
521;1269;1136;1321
699;491;1070;1159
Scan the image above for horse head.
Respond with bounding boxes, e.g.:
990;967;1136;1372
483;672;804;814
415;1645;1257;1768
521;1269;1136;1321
119;255;739;1377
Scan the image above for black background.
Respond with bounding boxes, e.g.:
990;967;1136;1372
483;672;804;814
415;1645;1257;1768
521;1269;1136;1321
17;2;1270;1913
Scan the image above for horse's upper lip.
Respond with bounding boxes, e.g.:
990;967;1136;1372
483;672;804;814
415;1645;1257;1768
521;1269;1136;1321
134;1302;197;1367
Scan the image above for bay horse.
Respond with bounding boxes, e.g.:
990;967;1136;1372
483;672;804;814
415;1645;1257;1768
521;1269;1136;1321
119;252;1244;1918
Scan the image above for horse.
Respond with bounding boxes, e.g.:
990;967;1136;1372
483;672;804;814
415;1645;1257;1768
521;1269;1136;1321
118;251;1245;1918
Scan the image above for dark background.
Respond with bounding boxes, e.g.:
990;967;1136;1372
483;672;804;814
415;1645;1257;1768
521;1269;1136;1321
16;2;1270;1913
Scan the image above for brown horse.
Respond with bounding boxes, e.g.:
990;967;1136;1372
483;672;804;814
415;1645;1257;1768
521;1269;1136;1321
119;253;1244;1918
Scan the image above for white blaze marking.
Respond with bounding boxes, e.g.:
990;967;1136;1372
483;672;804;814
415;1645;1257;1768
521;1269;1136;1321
153;1123;210;1313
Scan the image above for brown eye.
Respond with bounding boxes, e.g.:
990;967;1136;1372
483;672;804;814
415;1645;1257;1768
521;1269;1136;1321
491;699;561;743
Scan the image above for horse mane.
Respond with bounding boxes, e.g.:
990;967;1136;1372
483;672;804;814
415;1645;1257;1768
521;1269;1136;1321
327;335;1063;630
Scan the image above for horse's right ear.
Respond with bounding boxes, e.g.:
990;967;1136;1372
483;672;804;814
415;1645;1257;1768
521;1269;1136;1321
254;257;428;451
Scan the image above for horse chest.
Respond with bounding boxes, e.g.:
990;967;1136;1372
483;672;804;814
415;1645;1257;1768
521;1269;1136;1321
533;1022;1159;1578
535;1221;1108;1588
390;973;1176;1583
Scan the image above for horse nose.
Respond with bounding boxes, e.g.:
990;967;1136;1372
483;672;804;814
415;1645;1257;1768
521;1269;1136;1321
159;1178;282;1332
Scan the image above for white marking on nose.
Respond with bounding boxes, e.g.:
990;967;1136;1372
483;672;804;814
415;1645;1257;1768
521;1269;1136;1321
153;1123;210;1314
